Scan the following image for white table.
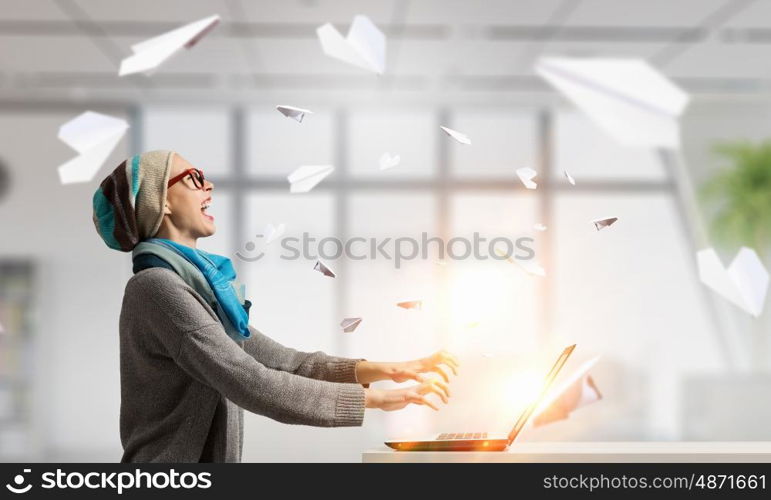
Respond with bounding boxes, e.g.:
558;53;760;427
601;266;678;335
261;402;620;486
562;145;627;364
363;442;771;463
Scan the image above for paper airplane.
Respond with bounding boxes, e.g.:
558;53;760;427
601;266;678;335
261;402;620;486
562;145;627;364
276;105;313;123
533;356;603;427
340;317;363;333
0;321;4;334
119;15;220;76
287;165;334;193
313;260;336;278
316;15;385;74
698;247;769;317
535;56;689;148
57;111;129;184
534;223;547;232
482;352;494;358
494;247;545;277
564;170;576;185
263;223;285;245
592;217;618;231
397;300;422;310
440;126;471;145
516;167;537;189
379;152;401;171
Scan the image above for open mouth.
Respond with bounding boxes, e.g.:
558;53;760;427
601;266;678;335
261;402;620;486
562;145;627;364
201;199;214;221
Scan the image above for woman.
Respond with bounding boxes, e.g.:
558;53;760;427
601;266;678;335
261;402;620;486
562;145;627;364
92;150;459;463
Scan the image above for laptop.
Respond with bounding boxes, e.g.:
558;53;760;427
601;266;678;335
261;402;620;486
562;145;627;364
385;344;576;451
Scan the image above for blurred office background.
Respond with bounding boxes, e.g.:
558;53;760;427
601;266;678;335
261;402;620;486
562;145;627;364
2;0;771;462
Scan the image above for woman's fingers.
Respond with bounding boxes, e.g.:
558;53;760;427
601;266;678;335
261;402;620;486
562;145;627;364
421;381;449;404
380;384;450;412
442;357;460;375
421;350;460;377
431;365;450;384
377;354;461;412
406;392;439;411
430;378;451;399
417;379;450;400
437;350;460;375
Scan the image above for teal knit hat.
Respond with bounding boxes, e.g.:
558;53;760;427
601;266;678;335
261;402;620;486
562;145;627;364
92;150;175;252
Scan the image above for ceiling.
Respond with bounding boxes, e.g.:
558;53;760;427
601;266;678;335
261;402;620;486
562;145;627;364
1;0;771;104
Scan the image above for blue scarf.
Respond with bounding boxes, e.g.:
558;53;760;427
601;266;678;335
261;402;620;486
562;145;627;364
143;238;251;340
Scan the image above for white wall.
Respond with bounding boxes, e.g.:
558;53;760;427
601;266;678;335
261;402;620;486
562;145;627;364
0;110;132;460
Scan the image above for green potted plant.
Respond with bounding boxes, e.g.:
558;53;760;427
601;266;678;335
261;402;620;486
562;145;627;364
701;140;771;370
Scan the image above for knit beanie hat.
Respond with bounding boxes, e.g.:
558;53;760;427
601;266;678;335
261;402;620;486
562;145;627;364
92;150;175;252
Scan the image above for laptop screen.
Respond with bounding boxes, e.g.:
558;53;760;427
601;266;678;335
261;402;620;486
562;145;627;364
506;344;576;444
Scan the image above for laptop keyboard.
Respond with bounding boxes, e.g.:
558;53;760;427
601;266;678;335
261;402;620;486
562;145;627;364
437;432;488;440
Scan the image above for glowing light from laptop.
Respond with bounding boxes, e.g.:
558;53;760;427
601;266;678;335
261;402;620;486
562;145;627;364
500;368;543;417
447;267;509;329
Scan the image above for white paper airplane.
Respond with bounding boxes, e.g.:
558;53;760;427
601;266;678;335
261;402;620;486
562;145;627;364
535;56;689;148
119;15;220;76
440;126;471;145
534;223;547;232
397;300;422;310
287;165;334;193
516;167;538;190
340;317;362;333
276;105;313;123
313;260;336;278
697;247;769;317
592;217;618;231
379;152;401;171
494;247;545;277
263;223;285;245
316;15;385;74
57;111;129;184
564;170;576;185
534;355;602;427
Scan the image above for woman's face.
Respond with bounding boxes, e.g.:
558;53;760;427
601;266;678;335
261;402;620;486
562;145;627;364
164;154;216;240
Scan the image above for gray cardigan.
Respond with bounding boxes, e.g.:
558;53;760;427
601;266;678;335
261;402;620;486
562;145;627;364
118;267;366;463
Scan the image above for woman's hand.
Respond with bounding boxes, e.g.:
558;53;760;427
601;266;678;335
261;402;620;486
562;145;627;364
356;350;460;386
364;379;451;411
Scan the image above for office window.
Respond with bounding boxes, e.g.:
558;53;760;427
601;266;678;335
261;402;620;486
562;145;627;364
449;192;540;354
348;110;436;178
244;192;337;353
143;106;232;176
247;108;334;176
452;110;538;178
551;193;722;438
345;192;439;360
555;110;667;181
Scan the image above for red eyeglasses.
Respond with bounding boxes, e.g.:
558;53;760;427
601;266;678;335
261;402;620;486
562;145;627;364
168;168;206;190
